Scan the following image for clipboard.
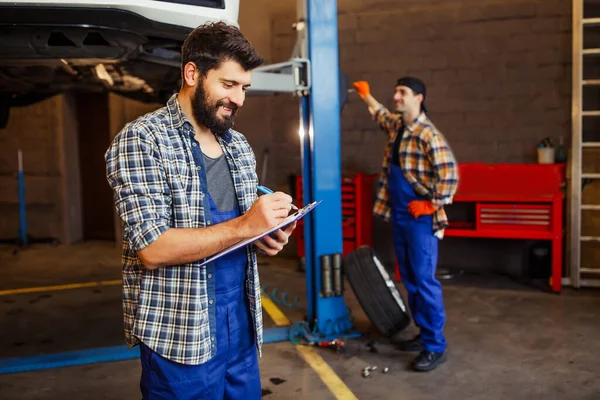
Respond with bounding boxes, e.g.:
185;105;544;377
198;200;321;267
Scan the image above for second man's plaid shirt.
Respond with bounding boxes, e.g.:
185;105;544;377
104;94;263;365
373;107;459;237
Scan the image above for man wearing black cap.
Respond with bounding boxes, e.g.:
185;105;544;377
352;77;459;372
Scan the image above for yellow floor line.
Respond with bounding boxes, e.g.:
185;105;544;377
259;295;291;326
0;280;121;296
261;293;359;400
295;345;359;400
1;281;358;400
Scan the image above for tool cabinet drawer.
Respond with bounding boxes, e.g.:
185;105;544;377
476;203;552;231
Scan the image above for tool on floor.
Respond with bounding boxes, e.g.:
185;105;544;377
315;338;345;352
362;365;388;377
362;365;380;377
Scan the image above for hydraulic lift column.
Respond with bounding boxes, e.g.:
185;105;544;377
298;0;355;338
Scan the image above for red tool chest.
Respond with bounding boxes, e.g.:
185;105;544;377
293;173;377;257
441;163;565;292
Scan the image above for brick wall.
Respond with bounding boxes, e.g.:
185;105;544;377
267;0;577;271
270;0;571;181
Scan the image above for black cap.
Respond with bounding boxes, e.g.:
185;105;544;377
396;76;427;113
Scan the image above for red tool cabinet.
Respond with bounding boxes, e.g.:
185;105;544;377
294;173;377;257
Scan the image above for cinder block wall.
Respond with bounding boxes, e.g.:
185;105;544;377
269;0;571;182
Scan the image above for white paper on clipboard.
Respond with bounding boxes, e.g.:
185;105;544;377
198;200;321;267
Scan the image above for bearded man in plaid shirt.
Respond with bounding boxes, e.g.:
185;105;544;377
353;77;459;372
105;22;296;399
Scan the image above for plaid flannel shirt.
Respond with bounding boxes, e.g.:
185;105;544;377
104;94;263;365
373;107;459;236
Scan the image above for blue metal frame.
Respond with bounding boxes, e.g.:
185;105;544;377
300;0;355;339
17;150;27;245
300;95;316;322
0;327;291;375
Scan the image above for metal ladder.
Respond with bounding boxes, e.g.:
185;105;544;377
569;0;600;288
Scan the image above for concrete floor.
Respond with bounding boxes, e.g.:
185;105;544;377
1;241;600;399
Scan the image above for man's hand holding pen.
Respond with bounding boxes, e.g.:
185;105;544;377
257;185;299;211
243;186;298;256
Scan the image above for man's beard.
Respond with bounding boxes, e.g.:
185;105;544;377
191;82;238;136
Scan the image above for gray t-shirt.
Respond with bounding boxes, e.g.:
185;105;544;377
203;153;236;212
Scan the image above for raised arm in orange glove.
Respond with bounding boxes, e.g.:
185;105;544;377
408;200;437;218
352;81;370;99
352;80;382;114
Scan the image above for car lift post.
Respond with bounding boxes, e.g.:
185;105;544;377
248;0;358;342
295;0;357;341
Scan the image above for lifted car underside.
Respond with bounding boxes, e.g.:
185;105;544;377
0;5;195;127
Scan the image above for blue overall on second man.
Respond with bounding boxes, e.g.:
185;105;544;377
388;162;447;353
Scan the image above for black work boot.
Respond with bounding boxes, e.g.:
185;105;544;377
392;334;424;352
411;350;447;372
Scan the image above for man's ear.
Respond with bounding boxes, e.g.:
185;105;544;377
417;93;424;105
183;62;199;87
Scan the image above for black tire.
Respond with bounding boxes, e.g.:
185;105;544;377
344;246;411;337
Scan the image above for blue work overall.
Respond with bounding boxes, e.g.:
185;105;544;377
389;162;447;353
139;193;262;399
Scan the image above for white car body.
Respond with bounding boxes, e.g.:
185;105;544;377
1;0;240;29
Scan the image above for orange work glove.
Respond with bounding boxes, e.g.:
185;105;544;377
352;81;370;99
407;200;437;218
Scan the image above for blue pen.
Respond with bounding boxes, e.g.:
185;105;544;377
257;185;299;211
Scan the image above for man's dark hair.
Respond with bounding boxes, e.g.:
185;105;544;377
181;21;264;77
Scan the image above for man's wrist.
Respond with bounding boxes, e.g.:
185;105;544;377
427;200;440;211
232;214;252;239
365;95;382;113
